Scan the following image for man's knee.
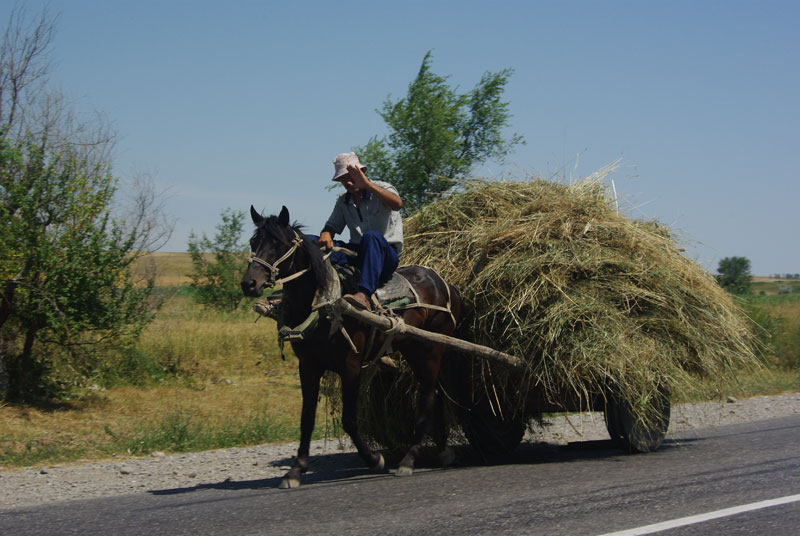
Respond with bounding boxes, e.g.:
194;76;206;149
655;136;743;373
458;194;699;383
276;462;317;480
361;230;383;244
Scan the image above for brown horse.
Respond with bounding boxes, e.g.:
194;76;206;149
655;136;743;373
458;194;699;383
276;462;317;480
241;205;462;488
242;206;462;488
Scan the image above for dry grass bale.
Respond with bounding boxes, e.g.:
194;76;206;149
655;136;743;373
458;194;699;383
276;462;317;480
401;175;758;416
354;173;760;450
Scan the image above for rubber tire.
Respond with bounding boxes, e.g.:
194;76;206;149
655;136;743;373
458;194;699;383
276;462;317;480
605;386;670;453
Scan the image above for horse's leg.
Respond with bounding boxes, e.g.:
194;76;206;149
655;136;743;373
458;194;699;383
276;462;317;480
432;351;458;467
280;362;322;489
433;382;455;467
340;359;385;471
397;348;443;477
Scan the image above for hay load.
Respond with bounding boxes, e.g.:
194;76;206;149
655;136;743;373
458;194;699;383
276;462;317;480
358;172;759;452
407;174;757;405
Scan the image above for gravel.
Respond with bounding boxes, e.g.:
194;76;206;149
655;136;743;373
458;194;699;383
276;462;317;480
1;393;798;510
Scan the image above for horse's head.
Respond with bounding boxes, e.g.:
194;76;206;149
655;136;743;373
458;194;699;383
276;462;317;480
241;205;327;297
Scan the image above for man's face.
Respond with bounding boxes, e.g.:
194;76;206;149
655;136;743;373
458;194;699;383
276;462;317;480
335;175;359;193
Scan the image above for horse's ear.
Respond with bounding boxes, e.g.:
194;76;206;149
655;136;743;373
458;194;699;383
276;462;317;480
278;206;290;227
250;205;264;225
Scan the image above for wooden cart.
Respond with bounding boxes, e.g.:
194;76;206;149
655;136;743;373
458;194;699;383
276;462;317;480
334;298;671;458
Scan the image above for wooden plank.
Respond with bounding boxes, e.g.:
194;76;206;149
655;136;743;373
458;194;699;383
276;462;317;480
334;298;527;371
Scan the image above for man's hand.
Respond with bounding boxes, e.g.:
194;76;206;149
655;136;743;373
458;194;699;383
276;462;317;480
346;164;370;189
319;231;334;249
341;163;403;211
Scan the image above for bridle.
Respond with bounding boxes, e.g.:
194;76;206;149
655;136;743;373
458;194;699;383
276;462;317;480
249;227;358;288
248;229;308;287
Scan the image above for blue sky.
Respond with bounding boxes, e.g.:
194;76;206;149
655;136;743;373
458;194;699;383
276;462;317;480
4;1;798;275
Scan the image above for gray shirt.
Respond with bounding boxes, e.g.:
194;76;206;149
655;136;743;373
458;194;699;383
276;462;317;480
324;180;403;252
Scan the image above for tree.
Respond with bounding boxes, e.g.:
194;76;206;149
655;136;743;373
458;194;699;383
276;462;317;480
187;208;249;311
716;256;752;295
0;7;170;401
0;6;56;140
356;51;524;213
0;135;164;399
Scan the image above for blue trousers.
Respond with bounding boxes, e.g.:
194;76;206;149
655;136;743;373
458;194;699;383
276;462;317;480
308;231;399;295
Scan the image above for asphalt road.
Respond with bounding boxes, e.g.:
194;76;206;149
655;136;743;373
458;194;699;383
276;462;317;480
2;415;799;535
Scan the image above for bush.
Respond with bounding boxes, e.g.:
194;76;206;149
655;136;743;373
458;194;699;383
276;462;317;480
187;208;249;311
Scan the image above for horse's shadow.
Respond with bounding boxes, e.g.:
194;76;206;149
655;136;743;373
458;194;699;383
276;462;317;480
147;437;693;497
148;451;395;496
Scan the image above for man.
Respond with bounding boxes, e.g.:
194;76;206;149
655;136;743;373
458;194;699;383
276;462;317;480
319;152;403;310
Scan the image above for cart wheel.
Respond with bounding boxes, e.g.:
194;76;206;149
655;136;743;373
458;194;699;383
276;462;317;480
460;394;527;459
605;386;670;453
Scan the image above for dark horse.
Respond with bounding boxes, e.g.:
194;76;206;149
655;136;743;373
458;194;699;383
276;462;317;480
241;205;462;488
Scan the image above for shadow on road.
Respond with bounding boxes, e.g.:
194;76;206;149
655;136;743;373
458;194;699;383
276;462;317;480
146;436;692;497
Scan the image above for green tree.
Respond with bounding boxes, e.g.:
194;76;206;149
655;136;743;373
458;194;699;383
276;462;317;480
187;208;249;311
356;51;524;213
0;136;159;400
716;256;752;295
0;7;168;401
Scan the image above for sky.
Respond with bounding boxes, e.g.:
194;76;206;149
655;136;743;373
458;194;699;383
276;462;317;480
3;0;798;276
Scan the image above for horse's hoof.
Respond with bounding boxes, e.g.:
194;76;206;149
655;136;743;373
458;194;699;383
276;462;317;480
279;477;301;489
395;465;413;477
438;446;455;467
370;453;385;472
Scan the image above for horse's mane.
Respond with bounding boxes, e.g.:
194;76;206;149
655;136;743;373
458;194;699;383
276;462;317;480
252;216;329;292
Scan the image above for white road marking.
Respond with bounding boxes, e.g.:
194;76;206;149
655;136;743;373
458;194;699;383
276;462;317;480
597;493;800;536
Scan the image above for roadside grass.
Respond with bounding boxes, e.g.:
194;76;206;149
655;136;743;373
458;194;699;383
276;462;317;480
0;280;342;468
723;367;800;397
2;253;798;469
745;293;800;370
675;366;800;404
110;407;301;456
0;371;343;468
1;378;299;467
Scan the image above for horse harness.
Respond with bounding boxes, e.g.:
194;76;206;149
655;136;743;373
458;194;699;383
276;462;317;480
356;266;457;364
249;230;457;361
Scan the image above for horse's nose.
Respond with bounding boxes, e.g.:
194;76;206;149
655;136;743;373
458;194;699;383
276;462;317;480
241;279;258;296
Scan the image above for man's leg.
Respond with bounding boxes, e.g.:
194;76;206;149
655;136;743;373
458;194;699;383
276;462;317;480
344;231;399;309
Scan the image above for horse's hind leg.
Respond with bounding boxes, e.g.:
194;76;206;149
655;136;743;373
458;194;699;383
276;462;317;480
396;378;436;476
397;348;444;477
280;363;322;489
341;360;385;471
434;354;459;467
434;386;455;467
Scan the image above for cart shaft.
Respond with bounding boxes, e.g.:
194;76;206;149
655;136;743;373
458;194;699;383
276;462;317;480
334;298;527;371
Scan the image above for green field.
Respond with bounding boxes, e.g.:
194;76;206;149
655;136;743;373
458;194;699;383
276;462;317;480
752;277;800;296
745;286;800;370
1;257;797;468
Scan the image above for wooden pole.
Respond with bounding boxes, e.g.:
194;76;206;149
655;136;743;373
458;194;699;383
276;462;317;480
334;298;527;371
